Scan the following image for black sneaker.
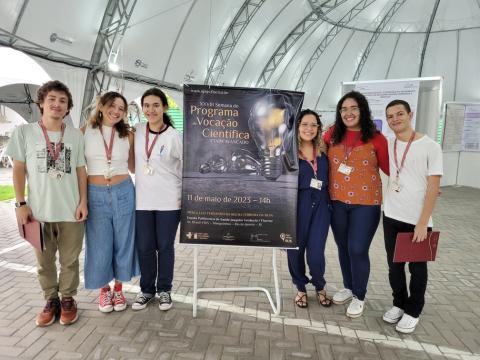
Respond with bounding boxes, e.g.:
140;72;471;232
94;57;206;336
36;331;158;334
131;292;153;311
158;291;173;311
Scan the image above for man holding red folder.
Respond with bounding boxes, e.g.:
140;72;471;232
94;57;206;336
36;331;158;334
6;81;87;327
382;99;443;333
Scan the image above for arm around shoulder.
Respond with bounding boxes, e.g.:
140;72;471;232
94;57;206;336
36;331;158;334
375;132;390;176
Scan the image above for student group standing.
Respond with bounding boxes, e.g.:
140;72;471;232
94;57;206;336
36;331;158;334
7;80;441;334
287;92;442;334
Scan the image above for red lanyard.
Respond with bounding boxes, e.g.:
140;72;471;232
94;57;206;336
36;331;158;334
394;131;416;179
145;123;164;162
342;132;362;162
299;147;317;178
99;125;116;164
38;121;65;161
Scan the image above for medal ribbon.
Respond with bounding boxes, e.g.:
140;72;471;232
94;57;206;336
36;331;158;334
38;121;65;161
299;147;317;178
145;123;163;162
394;131;416;181
99;124;116;164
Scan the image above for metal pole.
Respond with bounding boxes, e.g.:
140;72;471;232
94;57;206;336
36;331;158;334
193;246;198;317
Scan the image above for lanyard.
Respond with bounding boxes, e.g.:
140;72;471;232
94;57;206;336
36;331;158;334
342;132;362;162
394;131;416;180
99;124;116;164
145;123;164;162
299;147;317;178
38;121;65;161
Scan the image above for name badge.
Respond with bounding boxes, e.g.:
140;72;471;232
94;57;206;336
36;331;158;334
310;178;322;190
338;163;353;175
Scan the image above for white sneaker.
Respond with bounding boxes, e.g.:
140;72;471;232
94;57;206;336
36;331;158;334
346;297;364;318
396;313;419;333
332;288;353;304
383;306;404;324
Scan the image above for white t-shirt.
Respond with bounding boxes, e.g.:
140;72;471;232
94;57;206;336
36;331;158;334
384;135;443;227
6;123;85;222
134;123;182;210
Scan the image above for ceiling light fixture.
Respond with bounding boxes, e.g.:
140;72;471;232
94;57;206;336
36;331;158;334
49;32;74;45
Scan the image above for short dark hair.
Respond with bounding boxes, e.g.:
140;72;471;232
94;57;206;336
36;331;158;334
141;87;174;128
36;80;73;115
386;99;411;113
331;90;377;144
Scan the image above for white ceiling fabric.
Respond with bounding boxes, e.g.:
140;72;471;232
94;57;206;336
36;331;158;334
1;0;479;115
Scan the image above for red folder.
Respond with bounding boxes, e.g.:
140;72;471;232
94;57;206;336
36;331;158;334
393;231;440;263
18;219;44;252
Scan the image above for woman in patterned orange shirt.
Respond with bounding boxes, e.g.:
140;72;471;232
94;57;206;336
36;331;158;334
324;91;389;318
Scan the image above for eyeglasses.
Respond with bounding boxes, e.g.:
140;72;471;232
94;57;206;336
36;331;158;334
340;106;360;114
299;123;319;129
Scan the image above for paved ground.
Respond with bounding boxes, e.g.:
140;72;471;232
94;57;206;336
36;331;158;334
0;186;479;360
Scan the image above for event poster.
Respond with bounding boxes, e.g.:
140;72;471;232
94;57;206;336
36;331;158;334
462;105;480;152
353;80;420;138
180;85;304;247
443;103;465;152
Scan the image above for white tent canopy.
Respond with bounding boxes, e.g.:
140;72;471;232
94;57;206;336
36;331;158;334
0;0;479;115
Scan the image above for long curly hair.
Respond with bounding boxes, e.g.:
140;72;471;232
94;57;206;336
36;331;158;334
88;91;131;138
297;109;326;155
331;91;377;145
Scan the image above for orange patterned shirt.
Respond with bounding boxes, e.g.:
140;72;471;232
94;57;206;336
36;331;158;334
324;128;389;205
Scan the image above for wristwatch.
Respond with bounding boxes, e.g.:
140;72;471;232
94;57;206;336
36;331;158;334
15;201;27;208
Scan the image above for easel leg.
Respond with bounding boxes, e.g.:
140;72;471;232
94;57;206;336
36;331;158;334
193;246;198;318
272;248;281;315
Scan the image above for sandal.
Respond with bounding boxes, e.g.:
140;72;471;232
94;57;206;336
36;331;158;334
294;292;308;308
316;289;332;307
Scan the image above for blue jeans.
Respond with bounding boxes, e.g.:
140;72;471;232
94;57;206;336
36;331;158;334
330;201;380;300
135;210;180;294
287;190;331;292
84;178;139;289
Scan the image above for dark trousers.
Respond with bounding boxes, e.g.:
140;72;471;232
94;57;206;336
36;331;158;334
135;210;181;294
383;214;429;318
287;191;330;292
331;201;380;300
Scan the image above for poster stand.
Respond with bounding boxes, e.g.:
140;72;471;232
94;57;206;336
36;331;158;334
192;246;281;317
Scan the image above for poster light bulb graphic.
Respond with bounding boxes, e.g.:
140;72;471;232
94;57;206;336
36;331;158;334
248;95;292;181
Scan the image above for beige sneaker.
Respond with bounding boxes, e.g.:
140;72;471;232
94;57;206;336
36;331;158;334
332;288;353;304
346;297;364;318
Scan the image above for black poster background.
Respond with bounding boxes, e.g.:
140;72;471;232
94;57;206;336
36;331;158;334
180;85;304;248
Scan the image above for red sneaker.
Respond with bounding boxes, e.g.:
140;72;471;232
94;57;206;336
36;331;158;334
99;286;113;313
113;283;127;311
